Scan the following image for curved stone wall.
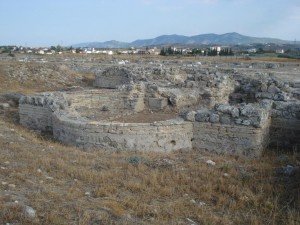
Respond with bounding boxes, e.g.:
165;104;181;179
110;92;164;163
19;88;146;132
19;93;68;132
52;111;193;152
66;89;145;119
19;103;53;132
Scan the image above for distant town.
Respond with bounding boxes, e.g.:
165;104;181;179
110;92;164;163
1;42;300;59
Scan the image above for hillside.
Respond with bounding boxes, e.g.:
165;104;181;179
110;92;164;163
72;32;289;48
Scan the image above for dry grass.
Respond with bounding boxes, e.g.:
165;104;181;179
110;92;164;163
0;56;299;224
8;52;300;63
0;113;299;224
0;61;86;94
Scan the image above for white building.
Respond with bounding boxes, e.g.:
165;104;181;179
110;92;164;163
276;49;285;54
247;48;257;53
210;46;221;52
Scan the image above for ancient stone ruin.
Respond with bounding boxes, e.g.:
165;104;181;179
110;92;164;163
19;61;300;157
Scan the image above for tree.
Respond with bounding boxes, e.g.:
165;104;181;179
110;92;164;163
167;46;173;55
75;48;81;53
191;48;203;55
208;48;217;56
56;45;63;52
160;47;165;56
160;46;183;56
257;48;264;54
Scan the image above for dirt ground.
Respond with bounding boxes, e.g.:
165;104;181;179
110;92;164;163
113;111;178;123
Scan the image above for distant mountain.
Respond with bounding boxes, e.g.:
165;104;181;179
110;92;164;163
72;32;289;48
187;32;286;45
130;34;190;46
72;40;129;48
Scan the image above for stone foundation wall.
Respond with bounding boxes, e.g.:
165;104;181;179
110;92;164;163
184;70;236;108
269;118;300;149
182;101;272;157
270;101;300;149
192;119;270;157
19;89;146;132
52;113;193;152
19;93;68;132
19;104;53;132
94;67;132;88
68;90;145;115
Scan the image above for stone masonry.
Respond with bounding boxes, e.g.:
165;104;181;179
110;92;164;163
19;62;300;156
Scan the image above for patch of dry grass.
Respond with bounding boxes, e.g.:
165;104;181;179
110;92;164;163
0;61;85;94
0;115;299;224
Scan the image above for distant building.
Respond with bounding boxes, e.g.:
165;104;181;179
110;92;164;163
210;46;221;52
119;50;129;54
247;48;257;53
276;49;285;54
147;48;161;55
82;48;96;54
137;49;149;55
182;49;192;55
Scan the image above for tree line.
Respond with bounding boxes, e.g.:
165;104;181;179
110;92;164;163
160;47;182;56
160;47;234;56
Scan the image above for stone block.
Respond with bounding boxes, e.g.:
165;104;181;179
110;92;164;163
220;114;231;124
148;98;168;111
267;84;280;94
195;109;211;122
0;103;10;110
182;111;196;122
209;113;219;123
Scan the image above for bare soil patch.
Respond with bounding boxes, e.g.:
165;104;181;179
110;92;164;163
113;111;178;123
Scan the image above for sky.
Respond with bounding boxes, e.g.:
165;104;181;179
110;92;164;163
0;0;300;47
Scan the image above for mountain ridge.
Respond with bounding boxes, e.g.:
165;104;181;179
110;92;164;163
72;32;290;48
